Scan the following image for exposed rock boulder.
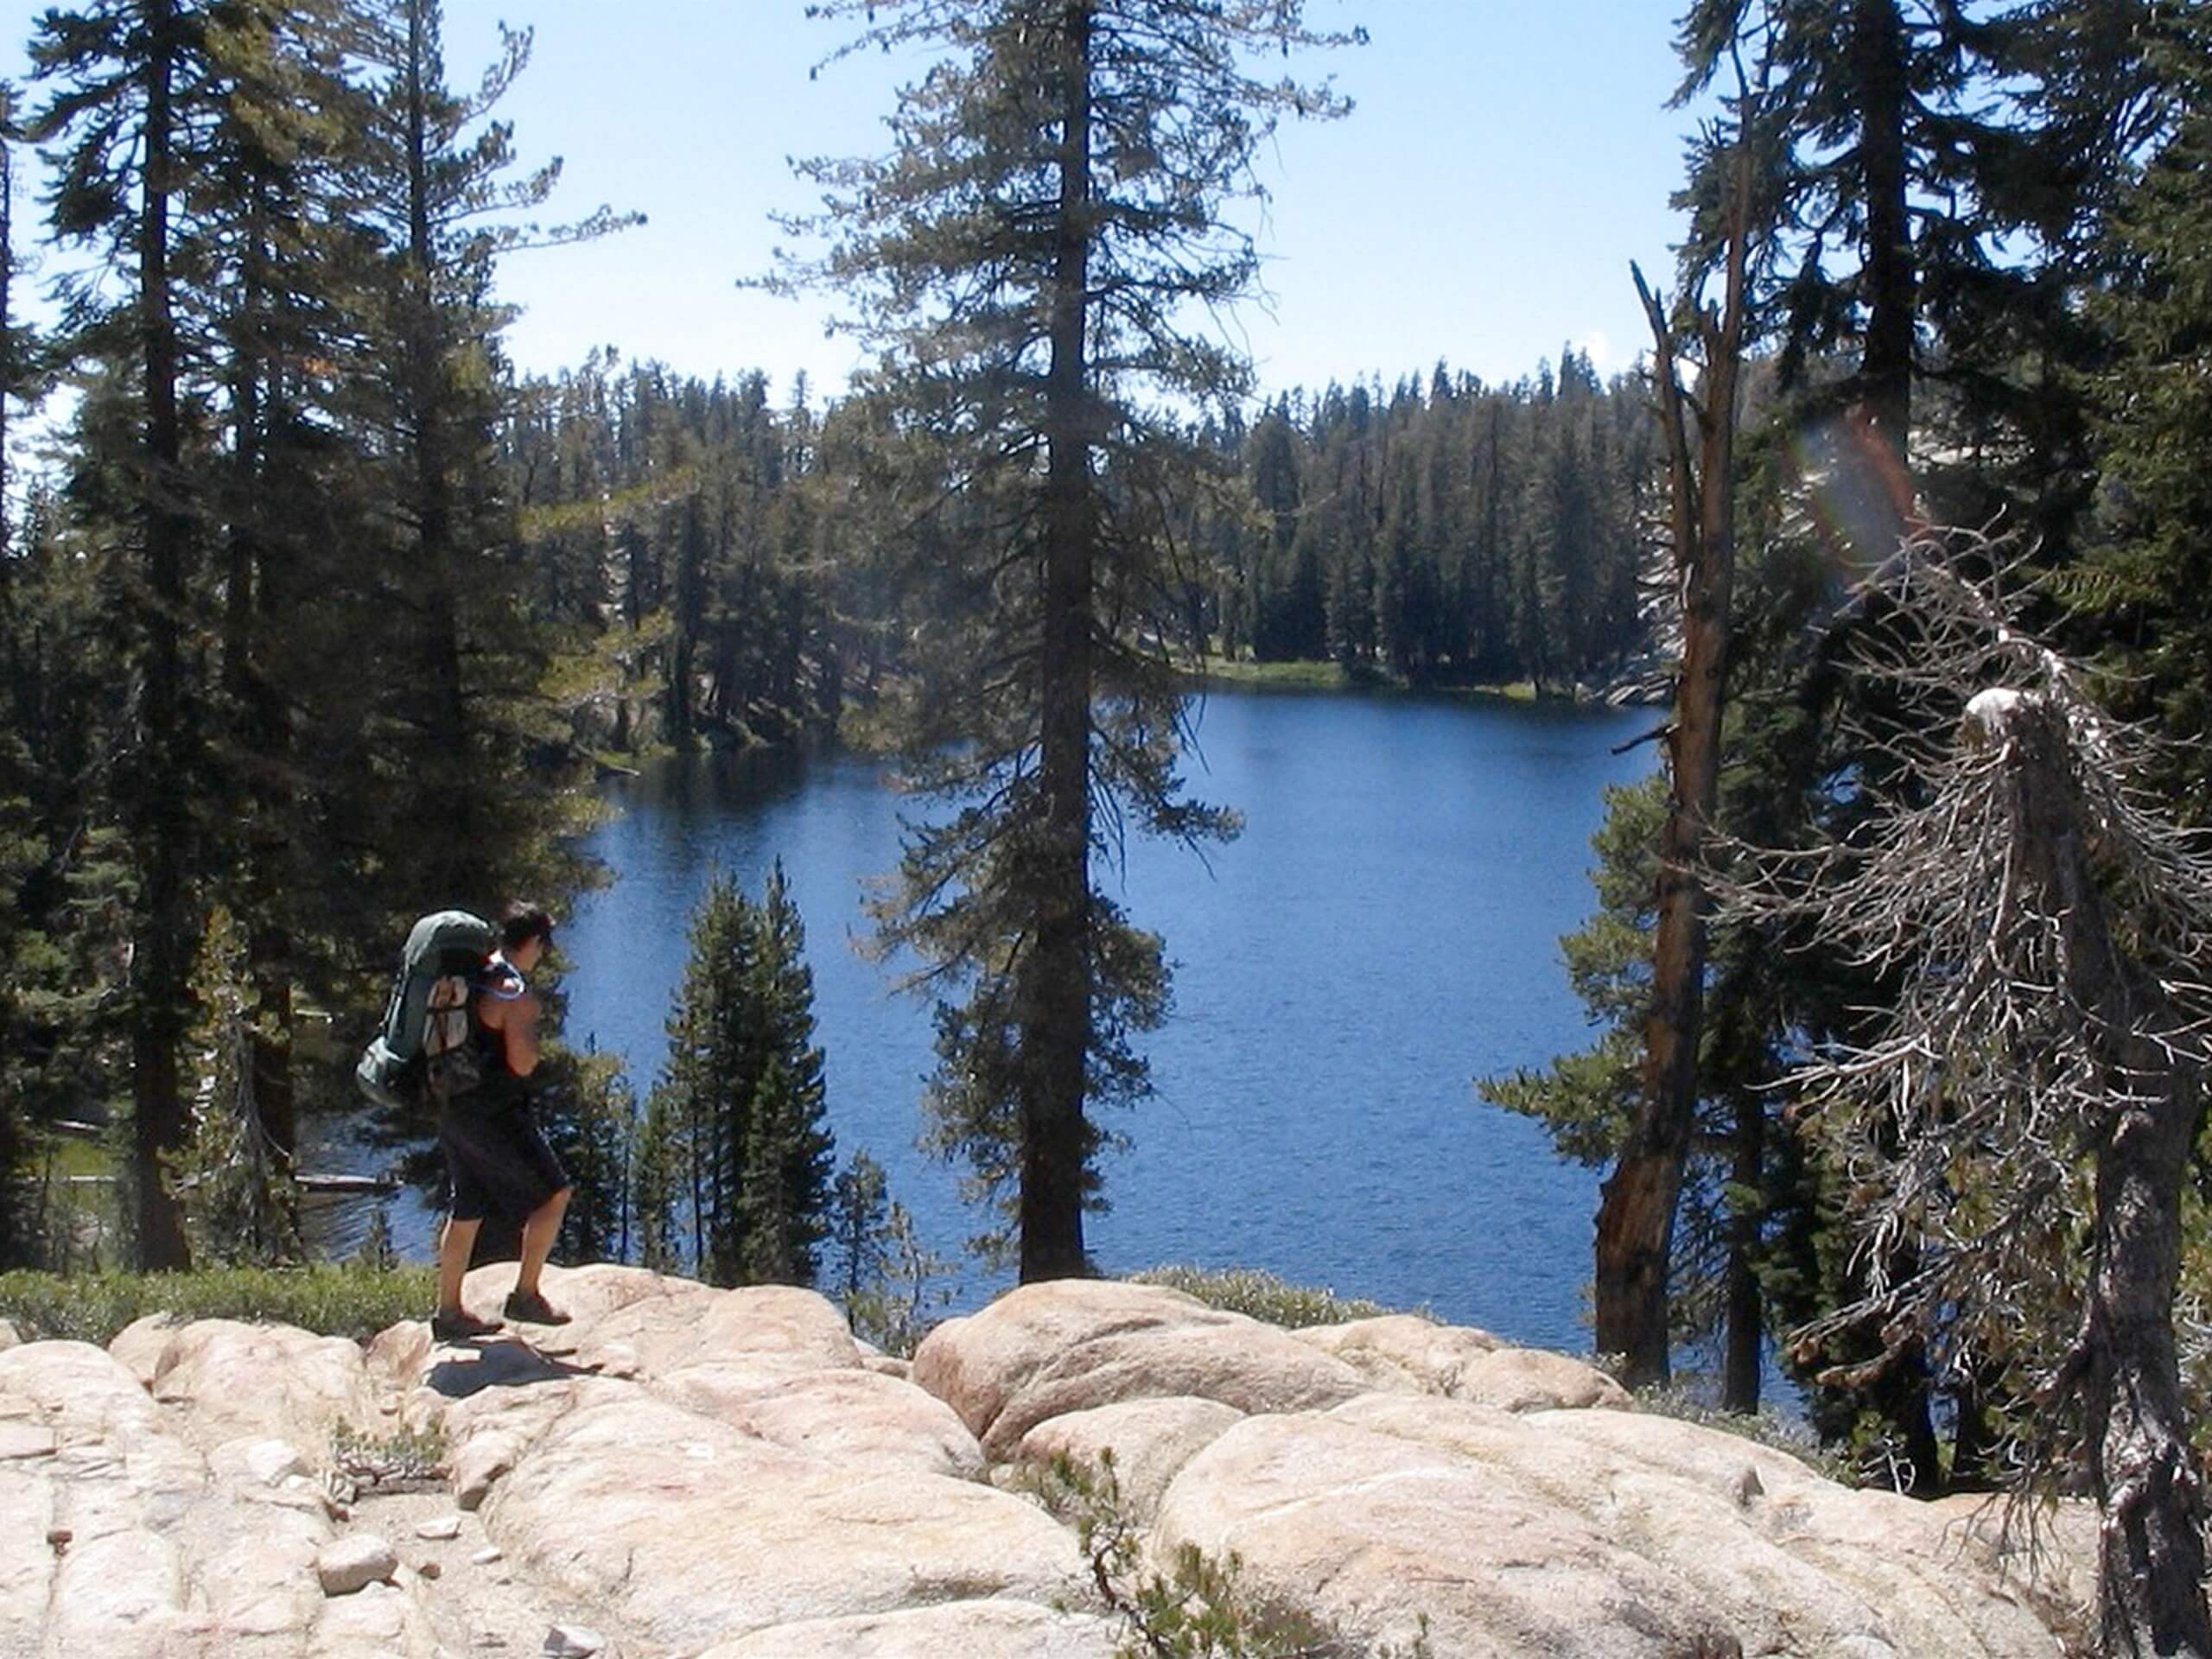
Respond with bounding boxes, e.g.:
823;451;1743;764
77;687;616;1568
477;1393;1088;1651
557;1269;856;1382
913;1279;1370;1459
1291;1311;1502;1390
696;1598;1123;1658
1154;1408;1744;1657
1293;1314;1630;1411
105;1313;181;1389
1523;1406;2069;1656
1149;1394;2069;1658
1016;1395;1245;1520
0;1266;2090;1658
663;1363;986;1479
1455;1344;1632;1411
0;1339;340;1659
141;1317;385;1453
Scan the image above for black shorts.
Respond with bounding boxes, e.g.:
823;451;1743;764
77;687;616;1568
439;1098;569;1224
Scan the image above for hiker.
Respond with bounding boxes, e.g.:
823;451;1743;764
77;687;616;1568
430;902;575;1343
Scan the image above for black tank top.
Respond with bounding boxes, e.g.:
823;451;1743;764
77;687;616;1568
468;961;531;1105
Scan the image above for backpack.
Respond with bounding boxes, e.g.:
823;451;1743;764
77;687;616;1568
354;910;499;1110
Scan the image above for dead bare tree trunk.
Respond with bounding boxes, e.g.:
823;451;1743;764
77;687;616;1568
1592;141;1753;1387
1726;548;2212;1659
1987;691;2210;1659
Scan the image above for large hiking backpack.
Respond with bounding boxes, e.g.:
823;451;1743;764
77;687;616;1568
354;910;498;1110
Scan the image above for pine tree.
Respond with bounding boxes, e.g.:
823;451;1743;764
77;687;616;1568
339;0;636;918
830;1148;892;1312
2074;10;2212;824
630;1087;683;1274
0;476;135;1269
1587;108;1764;1390
178;906;300;1264
649;872;758;1283
734;861;835;1287
785;1;1351;1276
32;0;225;1267
645;864;834;1286
535;1046;636;1266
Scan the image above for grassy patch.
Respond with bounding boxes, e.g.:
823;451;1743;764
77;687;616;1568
1128;1264;1410;1328
330;1420;450;1496
1188;657;1580;705
1192;656;1358;690
0;1264;437;1346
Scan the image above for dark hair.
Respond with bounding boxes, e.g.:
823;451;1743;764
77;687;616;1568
500;901;555;951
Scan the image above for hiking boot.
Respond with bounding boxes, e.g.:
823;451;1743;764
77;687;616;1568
429;1306;502;1344
503;1288;570;1326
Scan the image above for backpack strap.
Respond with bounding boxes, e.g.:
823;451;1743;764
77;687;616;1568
474;956;529;1003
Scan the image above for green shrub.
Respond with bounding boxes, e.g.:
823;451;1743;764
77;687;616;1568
330;1420;449;1495
1030;1450;1431;1658
0;1265;437;1345
1128;1265;1408;1329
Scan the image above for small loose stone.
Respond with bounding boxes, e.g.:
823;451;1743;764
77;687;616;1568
416;1515;463;1541
543;1626;607;1658
316;1533;399;1596
417;1559;442;1580
471;1545;504;1566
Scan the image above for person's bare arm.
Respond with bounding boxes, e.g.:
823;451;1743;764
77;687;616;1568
493;991;542;1077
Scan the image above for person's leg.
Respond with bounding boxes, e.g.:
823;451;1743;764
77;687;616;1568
502;1111;575;1322
435;1214;482;1316
433;1113;502;1339
514;1184;572;1300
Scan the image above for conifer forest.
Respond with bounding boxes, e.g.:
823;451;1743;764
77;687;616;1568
5;3;2212;1651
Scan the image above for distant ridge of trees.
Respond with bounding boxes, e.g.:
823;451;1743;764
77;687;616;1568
505;343;1666;762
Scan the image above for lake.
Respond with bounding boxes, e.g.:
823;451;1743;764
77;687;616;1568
552;685;1658;1355
305;686;1657;1355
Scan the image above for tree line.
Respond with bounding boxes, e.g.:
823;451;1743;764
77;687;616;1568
0;0;637;1274
1180;356;1656;691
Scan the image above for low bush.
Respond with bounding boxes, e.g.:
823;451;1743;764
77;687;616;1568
1028;1450;1432;1658
0;1264;436;1345
1127;1265;1408;1329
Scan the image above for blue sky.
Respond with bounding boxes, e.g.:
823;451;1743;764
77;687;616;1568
10;1;1712;401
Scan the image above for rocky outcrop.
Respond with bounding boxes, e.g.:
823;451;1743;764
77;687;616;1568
912;1276;1372;1458
0;1266;2088;1657
1017;1395;1245;1520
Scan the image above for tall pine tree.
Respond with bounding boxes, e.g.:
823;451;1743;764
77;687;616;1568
785;1;1352;1276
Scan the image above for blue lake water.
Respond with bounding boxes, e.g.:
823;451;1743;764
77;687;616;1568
543;687;1658;1356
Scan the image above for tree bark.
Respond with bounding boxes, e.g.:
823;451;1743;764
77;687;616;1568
130;0;194;1270
225;194;299;1182
401;0;476;900
0;99;13;563
1020;0;1096;1284
1998;701;2212;1658
1851;0;1915;471
1597;228;1745;1384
